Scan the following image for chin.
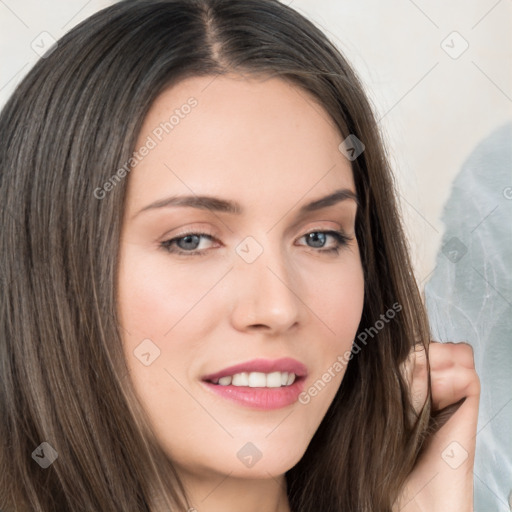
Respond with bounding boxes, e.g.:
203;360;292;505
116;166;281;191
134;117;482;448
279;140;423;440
165;435;308;481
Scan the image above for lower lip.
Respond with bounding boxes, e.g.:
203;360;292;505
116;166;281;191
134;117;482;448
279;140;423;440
201;379;305;410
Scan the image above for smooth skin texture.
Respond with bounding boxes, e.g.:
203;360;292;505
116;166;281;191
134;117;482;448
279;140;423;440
117;74;365;512
116;74;480;512
397;341;480;512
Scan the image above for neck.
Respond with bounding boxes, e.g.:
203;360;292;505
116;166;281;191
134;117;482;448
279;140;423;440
152;469;291;512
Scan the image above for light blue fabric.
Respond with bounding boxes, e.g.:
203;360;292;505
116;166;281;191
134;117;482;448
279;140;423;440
425;122;512;511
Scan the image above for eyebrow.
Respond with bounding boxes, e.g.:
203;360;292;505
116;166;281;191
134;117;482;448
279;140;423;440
133;188;358;219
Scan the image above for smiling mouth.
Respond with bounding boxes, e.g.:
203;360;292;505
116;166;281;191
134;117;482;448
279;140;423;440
207;370;298;388
200;358;307;410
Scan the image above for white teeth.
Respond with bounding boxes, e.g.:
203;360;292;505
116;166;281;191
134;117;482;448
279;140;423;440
266;371;282;388
248;372;267;387
214;371;297;388
232;372;249;386
218;376;232;386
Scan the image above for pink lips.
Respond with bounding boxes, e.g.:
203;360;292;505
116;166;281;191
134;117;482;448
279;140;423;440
201;357;308;411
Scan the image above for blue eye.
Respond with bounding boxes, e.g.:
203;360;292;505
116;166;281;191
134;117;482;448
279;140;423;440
300;230;351;253
173;234;205;251
160;232;215;255
160;230;351;256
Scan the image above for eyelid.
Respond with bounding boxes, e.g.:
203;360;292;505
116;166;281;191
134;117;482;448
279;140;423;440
159;221;350;244
298;221;353;240
296;228;353;249
159;225;353;257
159;231;218;256
158;223;219;242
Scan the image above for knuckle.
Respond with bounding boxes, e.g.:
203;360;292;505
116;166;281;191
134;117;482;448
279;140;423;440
457;341;474;353
466;369;481;396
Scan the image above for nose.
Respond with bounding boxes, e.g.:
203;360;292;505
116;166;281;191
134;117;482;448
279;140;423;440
229;240;302;334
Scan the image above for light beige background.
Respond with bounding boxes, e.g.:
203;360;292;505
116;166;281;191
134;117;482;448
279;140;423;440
1;0;511;287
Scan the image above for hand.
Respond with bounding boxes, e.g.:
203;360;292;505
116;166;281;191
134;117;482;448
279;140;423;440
394;341;480;512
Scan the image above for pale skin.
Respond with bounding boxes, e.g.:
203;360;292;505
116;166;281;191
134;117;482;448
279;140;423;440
396;342;480;512
116;74;480;512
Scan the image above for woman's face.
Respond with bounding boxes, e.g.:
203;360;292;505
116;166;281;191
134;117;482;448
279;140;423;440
117;74;364;481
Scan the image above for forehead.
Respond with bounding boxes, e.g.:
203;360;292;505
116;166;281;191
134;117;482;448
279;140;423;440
125;74;355;214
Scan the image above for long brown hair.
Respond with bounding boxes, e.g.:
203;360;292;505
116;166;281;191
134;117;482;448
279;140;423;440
0;1;431;510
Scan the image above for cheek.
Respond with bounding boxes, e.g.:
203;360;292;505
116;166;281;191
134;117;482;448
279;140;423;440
300;254;364;400
117;246;227;341
304;253;365;345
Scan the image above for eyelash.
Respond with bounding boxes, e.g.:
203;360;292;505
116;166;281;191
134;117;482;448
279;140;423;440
159;229;352;257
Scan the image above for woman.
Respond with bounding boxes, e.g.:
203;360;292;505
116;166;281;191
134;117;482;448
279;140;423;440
0;0;479;511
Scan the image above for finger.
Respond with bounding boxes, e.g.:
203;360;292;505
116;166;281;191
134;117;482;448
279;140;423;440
402;342;479;416
428;341;476;371
424;392;479;472
395;342;480;512
400;344;427;385
424;361;480;478
431;365;480;411
401;380;480;512
400;343;429;415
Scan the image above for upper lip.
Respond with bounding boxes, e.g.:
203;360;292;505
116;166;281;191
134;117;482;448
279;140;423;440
202;357;308;382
